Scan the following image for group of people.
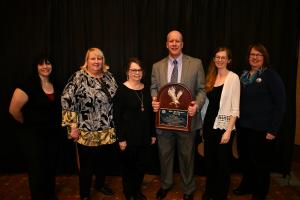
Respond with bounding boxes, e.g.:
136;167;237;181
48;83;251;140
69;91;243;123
8;30;286;200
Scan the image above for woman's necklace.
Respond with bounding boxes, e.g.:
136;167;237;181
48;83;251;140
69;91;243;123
135;90;144;112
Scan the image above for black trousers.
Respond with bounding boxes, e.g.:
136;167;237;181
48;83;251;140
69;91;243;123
77;143;113;198
203;129;233;200
119;145;149;197
237;127;275;199
21;127;59;200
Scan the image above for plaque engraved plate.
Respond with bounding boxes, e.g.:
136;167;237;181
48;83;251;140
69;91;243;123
155;83;192;132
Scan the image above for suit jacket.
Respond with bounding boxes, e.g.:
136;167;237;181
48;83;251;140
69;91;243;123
151;54;206;130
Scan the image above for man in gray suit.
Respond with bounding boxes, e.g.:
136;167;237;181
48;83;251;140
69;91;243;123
151;30;206;200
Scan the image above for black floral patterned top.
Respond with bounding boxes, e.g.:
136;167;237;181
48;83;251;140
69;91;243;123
61;69;118;146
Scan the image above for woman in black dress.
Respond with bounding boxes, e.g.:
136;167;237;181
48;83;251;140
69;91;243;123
9;54;62;200
113;57;156;200
202;47;240;200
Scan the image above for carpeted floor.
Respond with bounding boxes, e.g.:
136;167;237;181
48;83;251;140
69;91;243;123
1;162;300;200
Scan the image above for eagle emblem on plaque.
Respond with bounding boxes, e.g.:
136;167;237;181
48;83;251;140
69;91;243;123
156;83;192;132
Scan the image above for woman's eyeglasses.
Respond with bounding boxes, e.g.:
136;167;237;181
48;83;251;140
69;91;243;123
214;56;227;61
129;69;143;73
250;53;263;58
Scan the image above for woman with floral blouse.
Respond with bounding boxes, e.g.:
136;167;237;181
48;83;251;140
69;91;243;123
61;48;118;200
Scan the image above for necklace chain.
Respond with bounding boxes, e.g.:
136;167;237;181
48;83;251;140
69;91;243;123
135;90;144;112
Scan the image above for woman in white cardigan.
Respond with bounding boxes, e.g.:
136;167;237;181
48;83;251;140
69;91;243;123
202;47;240;200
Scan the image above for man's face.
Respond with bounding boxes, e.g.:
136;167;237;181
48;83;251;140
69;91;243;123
166;31;184;58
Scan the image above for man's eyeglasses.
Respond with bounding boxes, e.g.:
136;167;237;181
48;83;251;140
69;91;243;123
129;69;143;73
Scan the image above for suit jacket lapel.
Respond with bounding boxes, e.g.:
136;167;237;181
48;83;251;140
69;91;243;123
161;58;168;85
181;55;189;83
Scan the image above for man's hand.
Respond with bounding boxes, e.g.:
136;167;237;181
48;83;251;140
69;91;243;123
152;97;160;112
188;101;198;117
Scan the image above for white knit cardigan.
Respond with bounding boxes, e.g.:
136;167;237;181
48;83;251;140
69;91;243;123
213;71;240;130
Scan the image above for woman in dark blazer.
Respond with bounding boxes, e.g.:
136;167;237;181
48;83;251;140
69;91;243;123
234;43;286;200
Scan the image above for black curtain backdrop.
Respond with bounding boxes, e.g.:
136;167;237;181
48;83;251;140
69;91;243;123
1;0;299;175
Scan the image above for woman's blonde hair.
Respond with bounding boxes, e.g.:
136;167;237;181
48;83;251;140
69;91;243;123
80;47;109;73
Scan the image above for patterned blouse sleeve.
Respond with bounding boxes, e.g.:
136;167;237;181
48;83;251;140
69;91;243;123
61;72;80;134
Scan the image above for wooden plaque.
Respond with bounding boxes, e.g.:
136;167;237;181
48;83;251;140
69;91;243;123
155;83;192;132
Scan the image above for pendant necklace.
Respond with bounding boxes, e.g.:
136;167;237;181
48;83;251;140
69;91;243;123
135;90;144;112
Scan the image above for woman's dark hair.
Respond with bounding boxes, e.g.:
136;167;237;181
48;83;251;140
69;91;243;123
247;43;270;68
32;54;56;83
126;57;142;71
